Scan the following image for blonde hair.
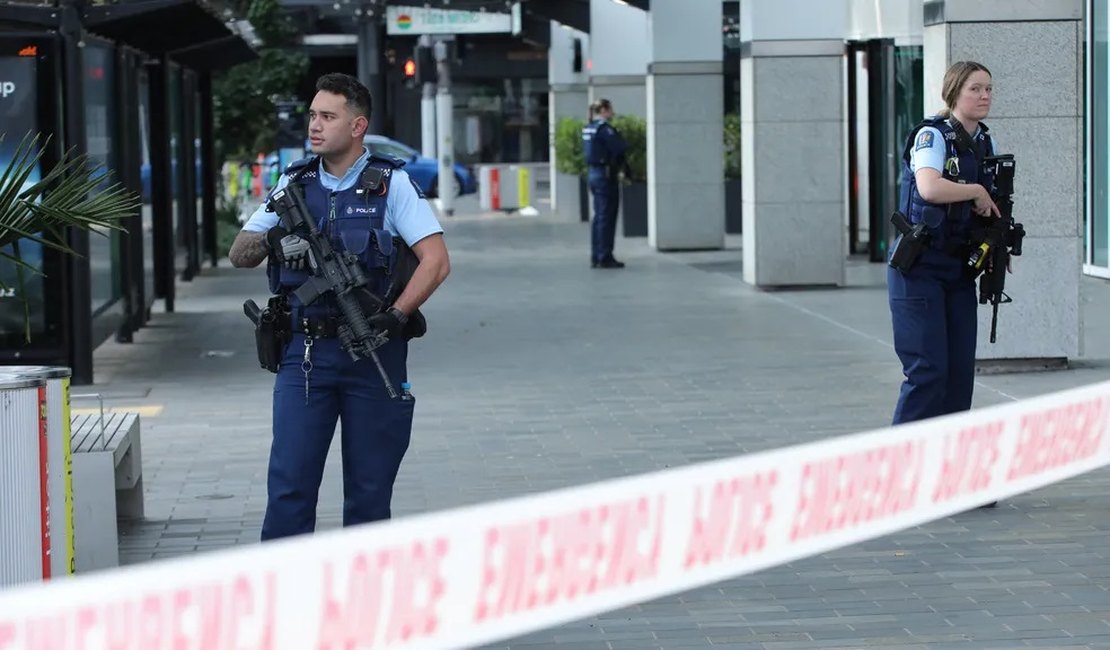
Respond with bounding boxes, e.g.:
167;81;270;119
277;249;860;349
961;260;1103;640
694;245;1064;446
937;61;992;118
589;98;612;119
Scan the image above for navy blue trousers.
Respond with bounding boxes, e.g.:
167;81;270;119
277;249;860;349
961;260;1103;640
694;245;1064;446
588;168;619;263
260;333;414;541
888;249;978;425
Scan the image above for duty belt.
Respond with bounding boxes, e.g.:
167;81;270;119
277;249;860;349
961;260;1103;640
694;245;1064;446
292;315;341;339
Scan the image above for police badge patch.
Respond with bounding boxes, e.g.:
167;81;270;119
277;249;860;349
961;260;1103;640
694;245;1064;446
914;130;934;151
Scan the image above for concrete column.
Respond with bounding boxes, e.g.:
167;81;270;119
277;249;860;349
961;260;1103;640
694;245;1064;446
646;0;724;250
587;0;649;118
740;0;849;287
850;0;923;43
548;21;590;219
923;0;1082;364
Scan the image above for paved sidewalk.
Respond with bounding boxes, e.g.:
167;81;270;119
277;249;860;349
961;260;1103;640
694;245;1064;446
83;195;1110;649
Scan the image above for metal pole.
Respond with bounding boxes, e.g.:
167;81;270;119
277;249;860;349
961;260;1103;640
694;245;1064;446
61;0;92;384
148;56;175;313
420;35;437;160
199;72;218;268
356;8;384;136
422;81;437;159
434;39;455;215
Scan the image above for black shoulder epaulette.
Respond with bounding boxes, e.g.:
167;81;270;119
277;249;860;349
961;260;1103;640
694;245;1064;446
368;153;406;169
284;156;320;182
284;156;314;173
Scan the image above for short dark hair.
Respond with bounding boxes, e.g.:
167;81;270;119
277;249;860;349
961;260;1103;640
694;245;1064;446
315;73;372;119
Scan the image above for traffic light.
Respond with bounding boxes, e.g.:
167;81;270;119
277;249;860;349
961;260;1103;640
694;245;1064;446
415;44;437;85
403;57;416;79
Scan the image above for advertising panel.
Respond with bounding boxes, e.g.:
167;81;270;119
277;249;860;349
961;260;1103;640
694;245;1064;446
0;53;45;340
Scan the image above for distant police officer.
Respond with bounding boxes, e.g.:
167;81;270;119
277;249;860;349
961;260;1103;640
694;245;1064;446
581;99;629;269
888;61;1001;427
228;73;451;540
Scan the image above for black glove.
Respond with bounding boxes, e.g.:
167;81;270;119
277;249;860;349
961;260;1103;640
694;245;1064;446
265;225;289;256
266;226;312;270
368;307;408;340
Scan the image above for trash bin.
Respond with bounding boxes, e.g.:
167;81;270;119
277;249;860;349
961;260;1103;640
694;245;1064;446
4;365;74;578
0;372;49;586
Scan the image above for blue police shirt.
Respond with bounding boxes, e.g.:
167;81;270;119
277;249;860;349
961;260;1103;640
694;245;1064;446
910;125;999;175
242;147;444;247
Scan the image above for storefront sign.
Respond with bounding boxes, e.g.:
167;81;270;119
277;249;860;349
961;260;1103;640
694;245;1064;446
386;4;520;35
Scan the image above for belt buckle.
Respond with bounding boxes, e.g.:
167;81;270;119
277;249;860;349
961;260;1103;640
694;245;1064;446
308;317;337;339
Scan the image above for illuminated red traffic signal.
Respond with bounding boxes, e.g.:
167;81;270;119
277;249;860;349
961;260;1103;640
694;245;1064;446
403;58;416;78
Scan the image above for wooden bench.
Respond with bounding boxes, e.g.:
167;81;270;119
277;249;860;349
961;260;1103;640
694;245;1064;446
69;407;144;572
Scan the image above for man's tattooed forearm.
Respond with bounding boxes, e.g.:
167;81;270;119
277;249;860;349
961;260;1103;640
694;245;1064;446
229;232;269;268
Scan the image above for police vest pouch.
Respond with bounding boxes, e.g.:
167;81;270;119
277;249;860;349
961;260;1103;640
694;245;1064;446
888;211;930;273
244;296;291;373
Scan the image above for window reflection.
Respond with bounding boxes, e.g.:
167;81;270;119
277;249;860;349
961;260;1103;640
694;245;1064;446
1092;0;1108;267
85;42;121;317
448;78;549;164
138;69;155;309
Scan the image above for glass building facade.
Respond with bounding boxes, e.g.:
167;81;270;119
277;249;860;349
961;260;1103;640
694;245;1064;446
1089;0;1109;275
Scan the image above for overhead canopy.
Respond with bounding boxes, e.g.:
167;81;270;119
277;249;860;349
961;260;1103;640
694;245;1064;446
169;32;258;70
273;0;627;36
83;0;246;57
0;3;63;29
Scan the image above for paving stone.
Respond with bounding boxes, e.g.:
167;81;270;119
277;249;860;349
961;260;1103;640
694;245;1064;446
57;195;1110;648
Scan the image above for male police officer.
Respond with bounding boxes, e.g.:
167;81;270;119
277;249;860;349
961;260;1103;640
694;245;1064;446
581;98;629;269
229;73;450;540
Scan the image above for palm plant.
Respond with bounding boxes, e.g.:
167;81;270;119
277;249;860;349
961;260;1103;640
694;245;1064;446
0;131;141;341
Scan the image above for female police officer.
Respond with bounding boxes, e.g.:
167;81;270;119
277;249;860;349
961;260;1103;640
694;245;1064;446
888;61;1001;426
581;98;629;269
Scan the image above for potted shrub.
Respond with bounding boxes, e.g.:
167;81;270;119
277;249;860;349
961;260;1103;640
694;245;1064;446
723;112;742;234
1;133;137;340
609;114;647;237
553;117;589;222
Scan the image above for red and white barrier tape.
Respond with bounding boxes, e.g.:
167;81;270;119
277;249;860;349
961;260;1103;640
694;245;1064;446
2;379;1109;650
